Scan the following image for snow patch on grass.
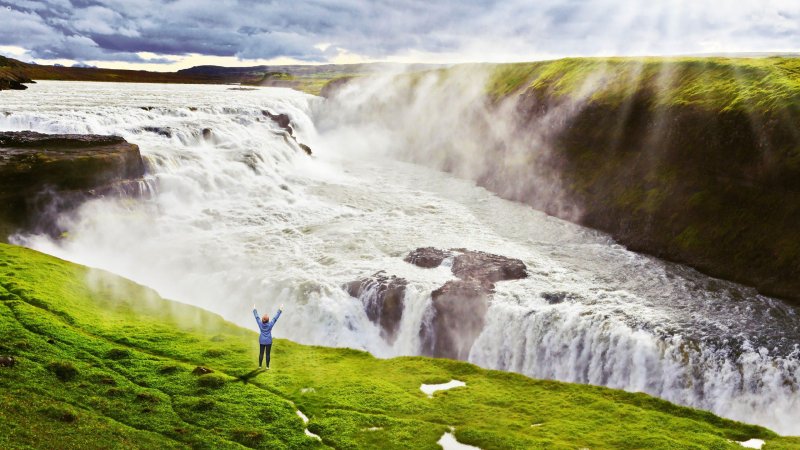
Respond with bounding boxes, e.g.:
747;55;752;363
438;431;480;450
421;380;466;398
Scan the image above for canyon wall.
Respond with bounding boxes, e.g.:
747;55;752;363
321;57;800;304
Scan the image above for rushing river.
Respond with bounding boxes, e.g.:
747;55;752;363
2;81;798;434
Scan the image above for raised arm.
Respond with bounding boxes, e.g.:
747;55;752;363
253;307;261;328
269;308;282;327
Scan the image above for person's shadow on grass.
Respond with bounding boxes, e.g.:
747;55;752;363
236;368;266;384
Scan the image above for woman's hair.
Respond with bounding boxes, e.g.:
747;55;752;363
262;315;269;323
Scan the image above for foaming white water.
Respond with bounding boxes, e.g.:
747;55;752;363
3;81;800;434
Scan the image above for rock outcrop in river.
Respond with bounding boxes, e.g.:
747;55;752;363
346;247;527;359
0;131;145;239
408;248;527;359
345;271;408;345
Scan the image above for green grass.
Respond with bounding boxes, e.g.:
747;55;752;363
483;57;800;113
0;242;795;449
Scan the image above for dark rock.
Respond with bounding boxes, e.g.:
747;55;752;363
0;80;27;90
262;110;293;135
421;279;490;360
404;247;452;268
541;291;580;304
192;366;213;376
410;247;527;359
0;131;145;240
450;249;527;285
202;128;213;139
298;142;312;155
0;70;33;91
405;247;527;283
345;271;407;344
142;126;172;138
0;355;16;367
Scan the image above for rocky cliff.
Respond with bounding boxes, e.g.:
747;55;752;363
323;57;800;304
0;56;34;90
0;131;145;239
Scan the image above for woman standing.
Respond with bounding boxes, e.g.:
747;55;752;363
252;303;283;369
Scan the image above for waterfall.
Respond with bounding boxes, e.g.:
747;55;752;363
2;80;799;435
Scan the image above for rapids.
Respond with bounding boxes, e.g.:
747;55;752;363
1;81;798;434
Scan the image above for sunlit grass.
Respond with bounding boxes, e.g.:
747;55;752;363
485;57;800;113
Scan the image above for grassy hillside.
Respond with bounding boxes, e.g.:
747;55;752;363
0;243;797;449
485;57;800;113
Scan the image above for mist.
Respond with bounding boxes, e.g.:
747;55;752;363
4;79;800;434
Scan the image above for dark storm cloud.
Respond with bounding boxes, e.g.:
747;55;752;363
1;0;799;64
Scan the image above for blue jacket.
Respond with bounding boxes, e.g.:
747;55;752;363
253;308;282;345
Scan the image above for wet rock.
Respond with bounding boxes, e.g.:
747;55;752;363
0;355;16;367
0;131;146;240
202;128;213;140
142;126;172;138
410;247;528;359
0;71;33;91
541;291;579;304
405;247;452;268
421;280;489;360
345;271;407;344
0;79;27;90
262;110;313;156
192;366;213;376
405;247;527;284
263;111;294;135
450;249;527;284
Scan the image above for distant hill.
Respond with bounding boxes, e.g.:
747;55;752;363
0;55;440;95
0;55;229;90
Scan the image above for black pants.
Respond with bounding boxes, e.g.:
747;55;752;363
259;344;272;368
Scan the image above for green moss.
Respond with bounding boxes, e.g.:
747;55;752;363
197;373;227;389
0;243;793;449
482;57;800;113
47;361;79;382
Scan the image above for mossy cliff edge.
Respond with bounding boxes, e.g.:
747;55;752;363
3;243;797;449
0;131;145;239
325;57;800;304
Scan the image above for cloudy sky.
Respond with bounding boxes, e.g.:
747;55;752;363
1;0;798;70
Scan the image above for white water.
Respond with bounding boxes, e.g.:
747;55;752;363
2;81;799;435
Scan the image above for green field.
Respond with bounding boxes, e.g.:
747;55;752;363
0;243;797;449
